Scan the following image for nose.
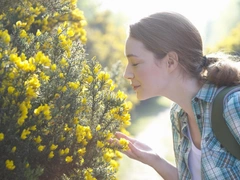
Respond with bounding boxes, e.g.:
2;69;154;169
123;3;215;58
123;64;134;80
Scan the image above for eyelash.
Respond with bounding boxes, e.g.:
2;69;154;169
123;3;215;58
132;63;139;66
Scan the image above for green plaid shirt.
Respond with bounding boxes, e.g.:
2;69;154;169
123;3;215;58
170;83;240;180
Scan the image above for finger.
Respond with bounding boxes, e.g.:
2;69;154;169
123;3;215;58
115;132;136;143
124;142;141;160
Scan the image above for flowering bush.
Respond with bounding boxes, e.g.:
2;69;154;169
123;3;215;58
0;0;131;179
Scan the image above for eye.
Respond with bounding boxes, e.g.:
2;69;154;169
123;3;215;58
132;63;139;66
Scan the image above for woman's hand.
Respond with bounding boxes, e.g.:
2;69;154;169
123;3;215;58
114;132;179;180
115;131;159;166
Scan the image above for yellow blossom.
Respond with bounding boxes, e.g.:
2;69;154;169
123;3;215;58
30;125;37;131
67;28;75;37
119;138;129;151
0;133;4;141
93;64;101;74
97;141;104;148
64;148;70;154
59;73;64;78
110;159;119;170
20;128;31;140
97;71;110;81
59;135;65;142
59;149;65;156
20;29;28;38
86;76;93;83
77;148;86;156
25;163;29;168
1;30;11;44
38;145;46;152
65;156;73;163
57;27;62;34
51;64;57;71
61;86;67;92
116;90;127;100
84;168;96;180
5;160;15;170
50;144;58;151
11;146;16;153
96;124;101;131
48;151;54;159
34;136;42;143
8;72;15;79
36;29;41;36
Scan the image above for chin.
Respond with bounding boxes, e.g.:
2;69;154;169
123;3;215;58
137;94;153;101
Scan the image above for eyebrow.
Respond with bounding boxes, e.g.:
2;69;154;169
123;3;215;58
126;54;138;58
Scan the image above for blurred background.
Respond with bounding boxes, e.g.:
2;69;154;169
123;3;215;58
78;0;240;179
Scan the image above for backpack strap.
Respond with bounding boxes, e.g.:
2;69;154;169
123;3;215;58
211;85;240;159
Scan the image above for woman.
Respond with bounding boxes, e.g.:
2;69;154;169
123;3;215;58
115;12;240;179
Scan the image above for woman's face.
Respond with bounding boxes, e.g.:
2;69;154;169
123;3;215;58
124;37;170;100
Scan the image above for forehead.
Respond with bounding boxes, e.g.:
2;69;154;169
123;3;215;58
125;37;149;57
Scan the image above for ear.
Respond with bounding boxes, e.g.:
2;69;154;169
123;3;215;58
166;51;179;73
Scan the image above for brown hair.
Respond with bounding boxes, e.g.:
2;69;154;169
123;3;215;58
129;12;240;86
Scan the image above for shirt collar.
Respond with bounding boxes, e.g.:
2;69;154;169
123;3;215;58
171;83;218;114
193;83;218;103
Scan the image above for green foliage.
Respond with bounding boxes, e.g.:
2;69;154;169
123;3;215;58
77;0;139;115
214;23;240;54
0;0;131;179
77;0;127;69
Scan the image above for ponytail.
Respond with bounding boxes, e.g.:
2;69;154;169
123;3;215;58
202;53;240;86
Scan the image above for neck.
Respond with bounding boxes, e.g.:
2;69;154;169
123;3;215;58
164;77;203;115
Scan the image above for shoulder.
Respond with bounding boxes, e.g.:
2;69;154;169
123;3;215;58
223;89;240;142
223;89;240;112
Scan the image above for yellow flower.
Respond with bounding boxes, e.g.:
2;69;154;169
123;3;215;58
50;144;58;151
11;146;16;153
38;145;46;152
36;29;41;36
5;160;15;170
68;81;80;89
77;148;86;156
1;30;11;44
0;133;4;141
8;72;15;79
96;124;101;131
51;64;57;71
97;71;110;81
20;29;28;38
61;86;67;92
116;90;127;100
93;64;101;74
59;73;64;78
110;160;119;170
119;138;129;151
86;76;93;83
64;148;69;154
48;151;54;159
65;156;73;163
97;141;104;148
30;125;37;131
25;163;29;168
34;136;42;143
57;27;62;34
20;128;31;140
59;135;65;142
84;168;96;180
60;58;68;66
67;28;75;37
59;149;65;156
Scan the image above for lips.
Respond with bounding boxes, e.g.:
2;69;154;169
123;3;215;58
132;85;140;91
